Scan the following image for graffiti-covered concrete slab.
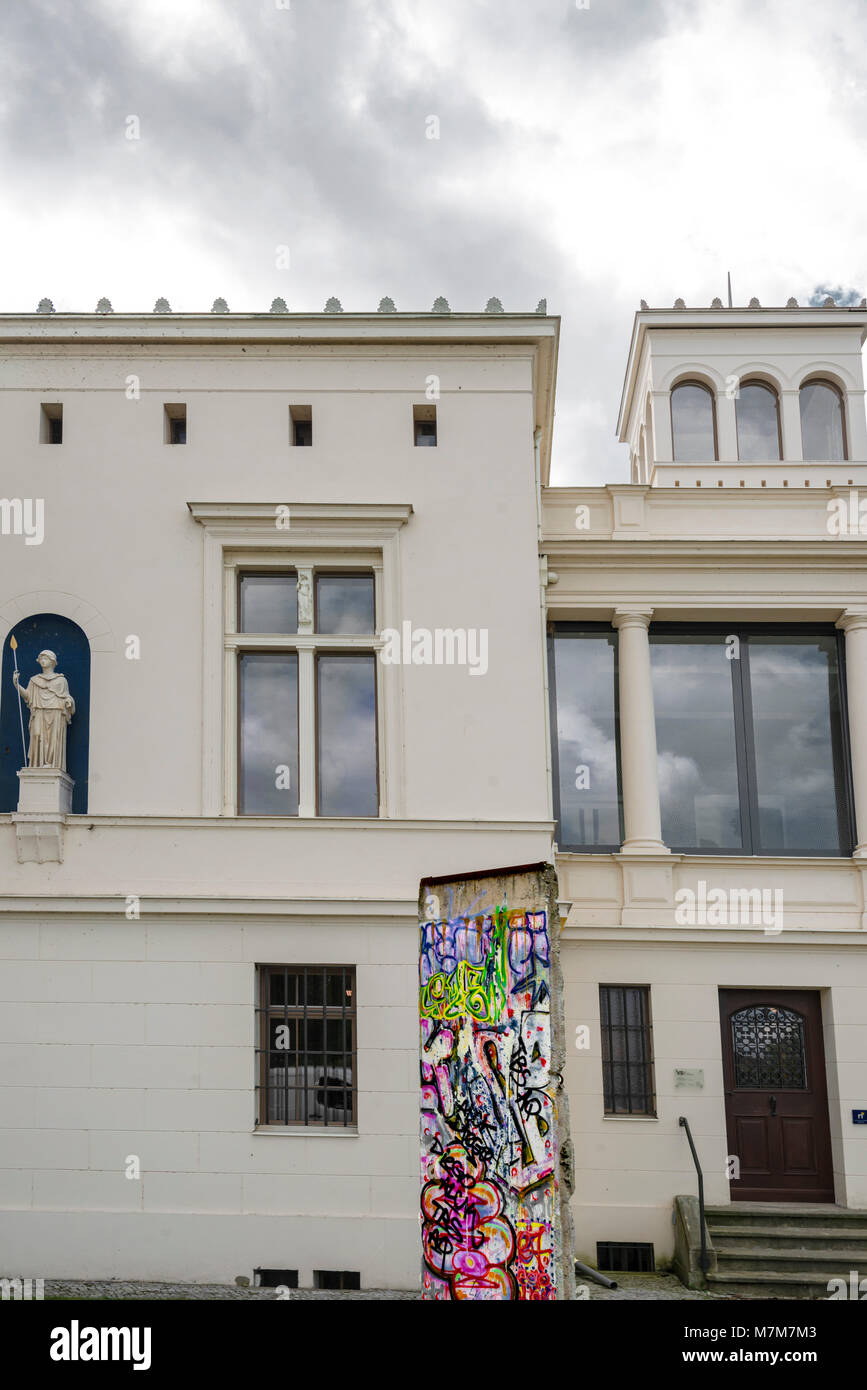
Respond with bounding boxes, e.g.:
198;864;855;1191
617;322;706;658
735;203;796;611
418;862;574;1300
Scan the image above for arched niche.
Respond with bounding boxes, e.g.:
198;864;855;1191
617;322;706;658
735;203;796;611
0;614;91;813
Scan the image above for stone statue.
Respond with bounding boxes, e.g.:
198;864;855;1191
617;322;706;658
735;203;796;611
297;573;313;627
13;650;75;771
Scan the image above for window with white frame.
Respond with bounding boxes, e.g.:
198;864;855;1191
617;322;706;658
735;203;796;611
188;502;412;819
234;567;378;816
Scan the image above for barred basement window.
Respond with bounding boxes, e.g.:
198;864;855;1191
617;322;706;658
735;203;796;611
255;1269;299;1289
600;984;656;1116
315;1270;360;1290
256;965;356;1126
597;1242;655;1273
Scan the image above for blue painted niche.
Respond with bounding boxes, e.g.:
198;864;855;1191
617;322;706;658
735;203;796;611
0;614;91;813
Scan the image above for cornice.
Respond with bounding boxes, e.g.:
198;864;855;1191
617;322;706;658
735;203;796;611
188;502;413;539
542;538;867;569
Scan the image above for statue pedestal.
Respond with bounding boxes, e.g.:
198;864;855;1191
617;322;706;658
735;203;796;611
16;768;74;814
13;769;74;862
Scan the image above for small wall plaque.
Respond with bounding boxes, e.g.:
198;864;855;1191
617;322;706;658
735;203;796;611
853;1109;867;1125
674;1068;704;1090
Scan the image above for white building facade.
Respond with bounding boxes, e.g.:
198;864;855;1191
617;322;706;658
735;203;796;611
0;307;556;1288
1;299;866;1293
550;304;867;1290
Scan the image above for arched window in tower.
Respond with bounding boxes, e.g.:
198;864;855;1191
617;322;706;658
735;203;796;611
800;380;846;461
0;614;91;813
670;382;717;461
736;381;782;461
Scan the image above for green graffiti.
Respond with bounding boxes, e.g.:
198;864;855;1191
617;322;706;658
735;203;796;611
420;906;509;1022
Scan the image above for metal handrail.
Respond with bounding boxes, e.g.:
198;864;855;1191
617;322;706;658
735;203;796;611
678;1115;710;1273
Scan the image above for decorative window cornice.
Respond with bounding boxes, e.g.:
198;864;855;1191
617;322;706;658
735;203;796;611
187;501;413;539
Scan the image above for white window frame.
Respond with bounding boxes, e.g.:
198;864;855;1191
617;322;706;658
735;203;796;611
188;503;412;818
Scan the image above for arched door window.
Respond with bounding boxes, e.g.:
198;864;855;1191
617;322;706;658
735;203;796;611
730;1004;807;1089
671;381;717;461
0;614;90;812
736;382;782;461
800;380;846;460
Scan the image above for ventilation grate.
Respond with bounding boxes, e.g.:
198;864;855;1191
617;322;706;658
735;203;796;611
314;1270;360;1290
255;1268;299;1288
596;1241;655;1273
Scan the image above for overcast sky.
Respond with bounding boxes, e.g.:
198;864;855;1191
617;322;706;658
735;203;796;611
1;0;864;482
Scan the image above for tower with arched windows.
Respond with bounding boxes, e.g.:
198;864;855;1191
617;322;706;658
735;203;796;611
618;302;867;488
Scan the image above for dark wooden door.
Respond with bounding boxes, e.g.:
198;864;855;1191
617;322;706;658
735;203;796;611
720;989;834;1202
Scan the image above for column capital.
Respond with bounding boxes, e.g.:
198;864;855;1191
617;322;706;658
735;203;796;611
836;609;867;634
612;606;654;631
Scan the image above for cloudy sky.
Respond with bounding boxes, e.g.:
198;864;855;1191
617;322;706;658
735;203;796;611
1;0;864;481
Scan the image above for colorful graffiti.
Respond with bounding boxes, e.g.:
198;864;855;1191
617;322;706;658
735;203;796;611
420;874;568;1300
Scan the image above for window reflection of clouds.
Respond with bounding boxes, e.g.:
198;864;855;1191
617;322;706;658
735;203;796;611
240;575;298;633
736;383;781;462
315;575;375;634
318;655;377;817
749;639;842;853
553;635;620;846
650;640;742;850
240;653;299;814
800;382;845;461
671;383;716;462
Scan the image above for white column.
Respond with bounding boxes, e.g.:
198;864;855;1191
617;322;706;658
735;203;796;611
837;610;867;856
780;390;803;462
846;390;867;462
715;392;738;462
612;606;668;854
650;392;673;463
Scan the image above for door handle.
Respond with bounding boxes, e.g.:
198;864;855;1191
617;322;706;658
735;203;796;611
769;1094;777;1116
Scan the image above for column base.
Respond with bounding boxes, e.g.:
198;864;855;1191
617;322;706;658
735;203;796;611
619;838;670;855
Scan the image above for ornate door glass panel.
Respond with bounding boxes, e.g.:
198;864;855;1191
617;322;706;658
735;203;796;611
731;1005;807;1089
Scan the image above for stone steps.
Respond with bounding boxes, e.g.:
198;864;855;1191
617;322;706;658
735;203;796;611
713;1224;867;1251
702;1204;867;1300
706;1269;852;1300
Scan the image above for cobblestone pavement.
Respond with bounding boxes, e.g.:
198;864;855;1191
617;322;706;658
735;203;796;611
44;1281;416;1300
42;1273;730;1300
583;1272;733;1300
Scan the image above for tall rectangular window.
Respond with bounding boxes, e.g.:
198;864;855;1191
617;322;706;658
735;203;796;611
549;627;622;849
748;635;848;853
650;636;743;851
650;627;852;856
600;985;655;1116
239;653;299;814
257;965;356;1127
317;654;378;817
236;568;378;817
